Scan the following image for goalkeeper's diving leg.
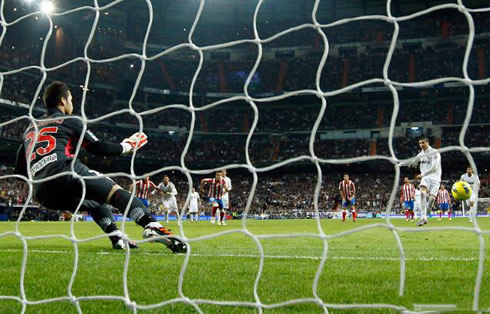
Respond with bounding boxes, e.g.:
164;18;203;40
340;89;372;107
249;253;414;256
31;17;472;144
86;200;138;250
107;186;187;253
78;162;187;253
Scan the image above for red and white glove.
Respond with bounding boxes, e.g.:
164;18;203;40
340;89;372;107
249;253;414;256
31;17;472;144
121;132;148;154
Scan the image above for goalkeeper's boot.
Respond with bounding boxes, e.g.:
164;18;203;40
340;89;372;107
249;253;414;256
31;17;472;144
111;235;139;250
143;223;187;254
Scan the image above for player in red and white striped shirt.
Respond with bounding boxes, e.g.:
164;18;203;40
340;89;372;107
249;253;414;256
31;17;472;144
129;177;158;208
436;184;452;220
200;172;229;225
400;177;416;221
339;173;356;222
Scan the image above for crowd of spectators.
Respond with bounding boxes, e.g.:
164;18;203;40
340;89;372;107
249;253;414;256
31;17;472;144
1;103;489;165
2;165;488;221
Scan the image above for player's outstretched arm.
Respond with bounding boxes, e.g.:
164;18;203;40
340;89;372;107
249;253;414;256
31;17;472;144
68;116;147;157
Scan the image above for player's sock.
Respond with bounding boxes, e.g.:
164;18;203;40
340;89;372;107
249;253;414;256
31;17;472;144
420;191;428;220
448;210;452;219
439;211;442;219
342;211;346;221
410;211;414;220
352;211;356;222
427;196;435;219
91;203;117;234
109;188;154;228
89;203;139;248
405;210;409;220
176;211;181;225
211;207;217;222
220;210;225;223
222;209;227;223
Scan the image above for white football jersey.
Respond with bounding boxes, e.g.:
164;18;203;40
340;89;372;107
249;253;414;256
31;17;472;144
221;176;232;201
460;173;480;193
158;182;177;200
417;146;441;180
223;176;232;191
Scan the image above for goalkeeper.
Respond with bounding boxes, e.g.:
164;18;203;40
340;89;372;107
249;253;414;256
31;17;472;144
14;81;186;253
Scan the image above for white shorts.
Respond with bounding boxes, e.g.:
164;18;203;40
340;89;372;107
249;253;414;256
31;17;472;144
162;198;178;212
465;193;479;208
221;193;230;209
189;206;198;213
420;176;440;197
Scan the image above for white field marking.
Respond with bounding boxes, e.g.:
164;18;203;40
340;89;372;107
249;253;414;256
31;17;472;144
413;303;457;311
0;249;484;262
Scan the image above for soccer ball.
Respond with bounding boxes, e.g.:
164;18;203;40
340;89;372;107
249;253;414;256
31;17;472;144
451;181;472;201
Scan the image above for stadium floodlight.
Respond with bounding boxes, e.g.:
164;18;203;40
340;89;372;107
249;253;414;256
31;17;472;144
40;1;55;14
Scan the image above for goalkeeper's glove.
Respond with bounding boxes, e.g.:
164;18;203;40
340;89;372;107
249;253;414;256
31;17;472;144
121;132;148;154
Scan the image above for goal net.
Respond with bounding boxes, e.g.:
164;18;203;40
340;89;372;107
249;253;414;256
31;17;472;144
0;0;489;312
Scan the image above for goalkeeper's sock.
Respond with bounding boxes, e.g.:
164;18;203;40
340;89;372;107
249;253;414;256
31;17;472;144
91;203;117;234
110;188;154;228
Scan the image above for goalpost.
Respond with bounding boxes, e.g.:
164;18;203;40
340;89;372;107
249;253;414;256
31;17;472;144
0;0;489;312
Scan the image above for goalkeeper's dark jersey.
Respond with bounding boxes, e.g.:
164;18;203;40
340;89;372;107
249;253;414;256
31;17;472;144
15;108;123;179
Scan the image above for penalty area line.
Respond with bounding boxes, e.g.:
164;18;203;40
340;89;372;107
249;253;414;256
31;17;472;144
0;249;483;262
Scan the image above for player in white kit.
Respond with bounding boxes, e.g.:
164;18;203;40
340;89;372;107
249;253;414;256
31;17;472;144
158;176;180;225
219;169;232;226
460;166;480;222
188;187;200;222
415;137;442;226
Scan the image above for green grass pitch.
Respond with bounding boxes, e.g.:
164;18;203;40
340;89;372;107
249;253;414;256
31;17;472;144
0;218;489;313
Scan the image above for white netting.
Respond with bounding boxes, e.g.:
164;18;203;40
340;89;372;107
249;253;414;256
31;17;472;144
0;0;490;313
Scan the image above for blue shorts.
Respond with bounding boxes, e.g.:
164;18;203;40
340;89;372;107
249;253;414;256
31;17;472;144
342;197;356;208
138;197;149;208
404;200;414;210
439;203;449;211
204;197;223;209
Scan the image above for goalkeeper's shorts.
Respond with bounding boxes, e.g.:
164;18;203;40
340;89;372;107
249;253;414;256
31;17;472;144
34;159;117;212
